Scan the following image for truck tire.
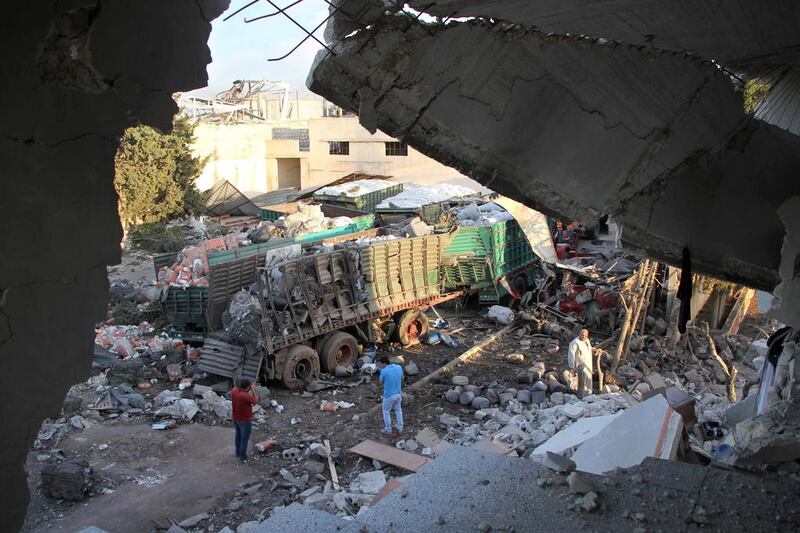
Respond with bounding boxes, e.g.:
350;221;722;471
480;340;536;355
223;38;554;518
320;331;358;372
281;345;320;390
397;310;429;346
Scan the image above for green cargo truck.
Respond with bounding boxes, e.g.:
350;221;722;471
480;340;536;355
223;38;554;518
155;211;376;335
442;218;540;303
255;234;461;388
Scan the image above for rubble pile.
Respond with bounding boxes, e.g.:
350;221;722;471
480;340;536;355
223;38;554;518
94;322;181;359
439;372;633;454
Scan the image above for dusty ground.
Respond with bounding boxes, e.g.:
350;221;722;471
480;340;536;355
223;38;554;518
23;301;551;532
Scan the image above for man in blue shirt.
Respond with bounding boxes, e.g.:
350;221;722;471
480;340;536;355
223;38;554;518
378;355;404;435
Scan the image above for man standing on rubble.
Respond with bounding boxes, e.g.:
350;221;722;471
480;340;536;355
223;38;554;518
568;328;593;398
231;379;259;463
377;355;404;436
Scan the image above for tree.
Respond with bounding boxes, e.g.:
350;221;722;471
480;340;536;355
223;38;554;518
114;116;207;228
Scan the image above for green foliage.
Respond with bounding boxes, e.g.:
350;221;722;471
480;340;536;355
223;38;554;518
114;116;207;228
744;79;770;114
127;222;186;253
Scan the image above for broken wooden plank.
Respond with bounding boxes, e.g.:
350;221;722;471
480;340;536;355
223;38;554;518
349;439;432;472
408;324;513;391
324;439;339;490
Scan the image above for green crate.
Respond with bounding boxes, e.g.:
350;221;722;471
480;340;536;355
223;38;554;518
162;287;209;333
313;183;403;212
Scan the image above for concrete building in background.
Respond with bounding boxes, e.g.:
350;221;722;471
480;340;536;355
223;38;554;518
190;102;468;195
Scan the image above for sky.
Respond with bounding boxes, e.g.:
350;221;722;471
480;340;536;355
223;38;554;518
188;0;330;98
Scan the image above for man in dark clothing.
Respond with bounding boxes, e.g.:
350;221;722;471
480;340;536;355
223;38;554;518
231;379;259;462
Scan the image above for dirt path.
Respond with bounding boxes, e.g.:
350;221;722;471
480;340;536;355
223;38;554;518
26;424;260;532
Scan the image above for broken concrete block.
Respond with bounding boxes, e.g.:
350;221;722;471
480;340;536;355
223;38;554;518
634;382;652;395
352;470;386;494
404;362;420;375
41;460;93;501
577;491;599;512
178;513;209;528
303;460;326;475
561;402;586;419
471;396;490;410
439;413;460;427
452;375;469;386
568;472;601;495
299;485;322;501
532;414;620;457
304;492;332;510
537;451;576;473
463;384;482;395
445;389;460;403
571;395;683;475
459;391;475;405
723;393;758;428
645;372;666;390
684;369;702;383
282;447;302;460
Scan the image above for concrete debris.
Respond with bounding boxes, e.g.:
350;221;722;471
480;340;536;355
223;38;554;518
567;472;601;495
537;451;576;473
577;491;599;512
177;513;209;528
532;414;619;457
452;375;469;386
571;395;683;474
350;470;387;495
404;362;420;375
154;399;199;421
282;447;302;460
439;413;461;427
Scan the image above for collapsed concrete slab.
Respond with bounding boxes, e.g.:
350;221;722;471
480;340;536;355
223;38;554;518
570;395;682;474
309;16;800;292
407;0;800;69
531;413;619;457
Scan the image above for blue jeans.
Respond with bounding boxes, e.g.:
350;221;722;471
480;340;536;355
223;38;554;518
234;420;252;459
382;393;403;433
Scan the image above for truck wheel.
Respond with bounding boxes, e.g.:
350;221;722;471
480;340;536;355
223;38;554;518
397;310;429;346
281;345;320;390
320;331;358;372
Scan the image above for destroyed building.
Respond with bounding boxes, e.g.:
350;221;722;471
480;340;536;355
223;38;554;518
2;1;800;532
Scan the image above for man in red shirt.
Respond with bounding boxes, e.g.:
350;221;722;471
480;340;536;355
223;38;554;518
231;379;259;462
